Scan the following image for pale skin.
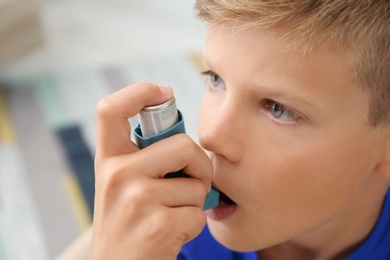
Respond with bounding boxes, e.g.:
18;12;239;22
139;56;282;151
90;24;390;260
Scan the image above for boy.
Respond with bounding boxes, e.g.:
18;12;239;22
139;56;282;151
90;1;390;259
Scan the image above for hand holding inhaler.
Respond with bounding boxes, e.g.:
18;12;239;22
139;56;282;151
91;83;217;259
134;96;219;210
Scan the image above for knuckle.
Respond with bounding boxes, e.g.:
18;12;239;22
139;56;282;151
182;208;206;244
134;81;159;91
133;81;149;87
97;161;124;194
192;208;207;233
132;81;159;96
125;182;152;204
193;207;207;225
96;158;132;193
113;181;153;220
174;134;197;154
192;179;208;200
143;211;171;239
96;96;117;119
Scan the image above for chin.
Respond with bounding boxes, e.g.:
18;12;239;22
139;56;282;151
206;218;271;252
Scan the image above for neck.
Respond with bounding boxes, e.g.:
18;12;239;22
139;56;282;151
258;176;389;260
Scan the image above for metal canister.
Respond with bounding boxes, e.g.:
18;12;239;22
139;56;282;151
138;97;178;137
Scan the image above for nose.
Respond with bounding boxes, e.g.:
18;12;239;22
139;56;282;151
199;95;246;163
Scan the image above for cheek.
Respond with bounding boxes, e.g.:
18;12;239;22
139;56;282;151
215;127;377;250
244;127;375;229
198;91;222;135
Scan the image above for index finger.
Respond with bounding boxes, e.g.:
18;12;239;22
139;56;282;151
95;82;173;159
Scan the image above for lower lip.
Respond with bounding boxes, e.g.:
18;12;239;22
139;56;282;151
205;203;238;221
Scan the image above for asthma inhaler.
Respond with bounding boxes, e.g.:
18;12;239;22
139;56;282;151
133;97;219;210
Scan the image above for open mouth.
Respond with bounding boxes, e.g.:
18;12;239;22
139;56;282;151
205;188;238;221
218;190;236;206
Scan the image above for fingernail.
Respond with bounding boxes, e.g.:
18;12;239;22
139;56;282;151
157;84;172;96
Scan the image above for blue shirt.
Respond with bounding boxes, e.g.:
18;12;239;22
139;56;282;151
178;189;390;260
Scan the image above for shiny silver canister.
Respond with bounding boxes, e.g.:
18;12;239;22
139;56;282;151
138;97;178;137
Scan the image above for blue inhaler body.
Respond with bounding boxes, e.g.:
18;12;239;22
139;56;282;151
133;97;219;210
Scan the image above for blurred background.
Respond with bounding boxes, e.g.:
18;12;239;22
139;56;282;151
0;0;206;259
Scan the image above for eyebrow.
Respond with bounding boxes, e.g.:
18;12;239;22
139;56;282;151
201;52;318;110
200;52;212;72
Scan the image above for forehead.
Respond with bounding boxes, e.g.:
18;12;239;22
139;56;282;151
202;25;352;91
203;24;345;68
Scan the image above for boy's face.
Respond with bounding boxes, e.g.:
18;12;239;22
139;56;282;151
199;25;388;251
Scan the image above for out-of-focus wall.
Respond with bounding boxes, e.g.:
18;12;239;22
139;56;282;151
0;1;206;259
0;0;43;65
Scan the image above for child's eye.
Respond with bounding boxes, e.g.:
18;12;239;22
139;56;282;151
264;100;301;123
202;70;226;90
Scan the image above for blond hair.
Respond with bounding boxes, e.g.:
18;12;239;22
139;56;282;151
195;0;390;126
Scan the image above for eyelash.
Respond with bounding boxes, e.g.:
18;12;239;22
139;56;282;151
201;70;302;124
201;69;214;77
201;70;225;90
262;100;302;124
